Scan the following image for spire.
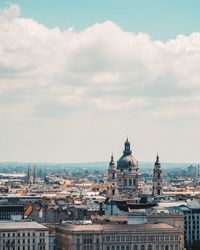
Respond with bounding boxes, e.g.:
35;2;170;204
33;165;36;184
155;154;160;165
156;153;159;162
27;166;30;184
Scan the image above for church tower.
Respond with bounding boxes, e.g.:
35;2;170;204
152;154;163;196
107;154;118;198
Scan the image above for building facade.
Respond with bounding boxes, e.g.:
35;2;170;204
0;221;49;250
170;203;200;247
56;222;184;250
0;204;24;220
107;139;142;199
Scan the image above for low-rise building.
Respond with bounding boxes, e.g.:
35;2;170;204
56;222;184;250
0;221;49;250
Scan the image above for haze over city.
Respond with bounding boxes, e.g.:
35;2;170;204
0;1;200;163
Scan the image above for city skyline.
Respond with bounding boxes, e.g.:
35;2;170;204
0;2;200;163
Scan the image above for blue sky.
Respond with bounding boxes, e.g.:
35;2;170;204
1;0;200;40
0;2;200;163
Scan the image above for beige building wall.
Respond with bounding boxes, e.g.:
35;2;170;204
56;223;184;250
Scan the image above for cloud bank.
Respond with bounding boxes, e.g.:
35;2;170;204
0;4;200;162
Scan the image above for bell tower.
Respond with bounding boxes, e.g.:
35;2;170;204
107;154;118;198
152;154;163;196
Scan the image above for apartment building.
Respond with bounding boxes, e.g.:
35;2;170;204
0;221;49;250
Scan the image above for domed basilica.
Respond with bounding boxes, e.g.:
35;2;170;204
107;138;142;199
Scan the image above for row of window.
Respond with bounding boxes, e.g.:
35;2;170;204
105;235;179;242
106;246;179;250
1;238;46;244
80;245;179;250
2;246;45;250
0;232;46;237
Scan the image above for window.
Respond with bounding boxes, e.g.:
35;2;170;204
121;236;125;241
111;236;115;241
134;245;138;250
165;236;169;241
148;245;152;250
141;245;145;250
116;236;120;241
106;236;110;242
124;179;127;186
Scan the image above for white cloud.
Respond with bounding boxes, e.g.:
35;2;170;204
0;5;200;162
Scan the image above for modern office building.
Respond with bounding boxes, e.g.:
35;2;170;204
170;203;200;247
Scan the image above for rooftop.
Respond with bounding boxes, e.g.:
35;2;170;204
0;222;48;230
58;222;180;232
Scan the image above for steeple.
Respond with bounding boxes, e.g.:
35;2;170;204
33;165;36;184
107;153;118;198
27;166;30;184
152;154;163;196
123;138;132;156
155;154;160;166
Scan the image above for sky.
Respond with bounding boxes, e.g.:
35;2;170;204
0;1;200;163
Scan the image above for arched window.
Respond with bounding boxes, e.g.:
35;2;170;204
165;246;169;250
126;246;129;250
134;245;138;250
148;245;152;250
141;245;145;250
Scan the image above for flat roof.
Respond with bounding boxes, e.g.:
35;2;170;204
0;222;47;230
